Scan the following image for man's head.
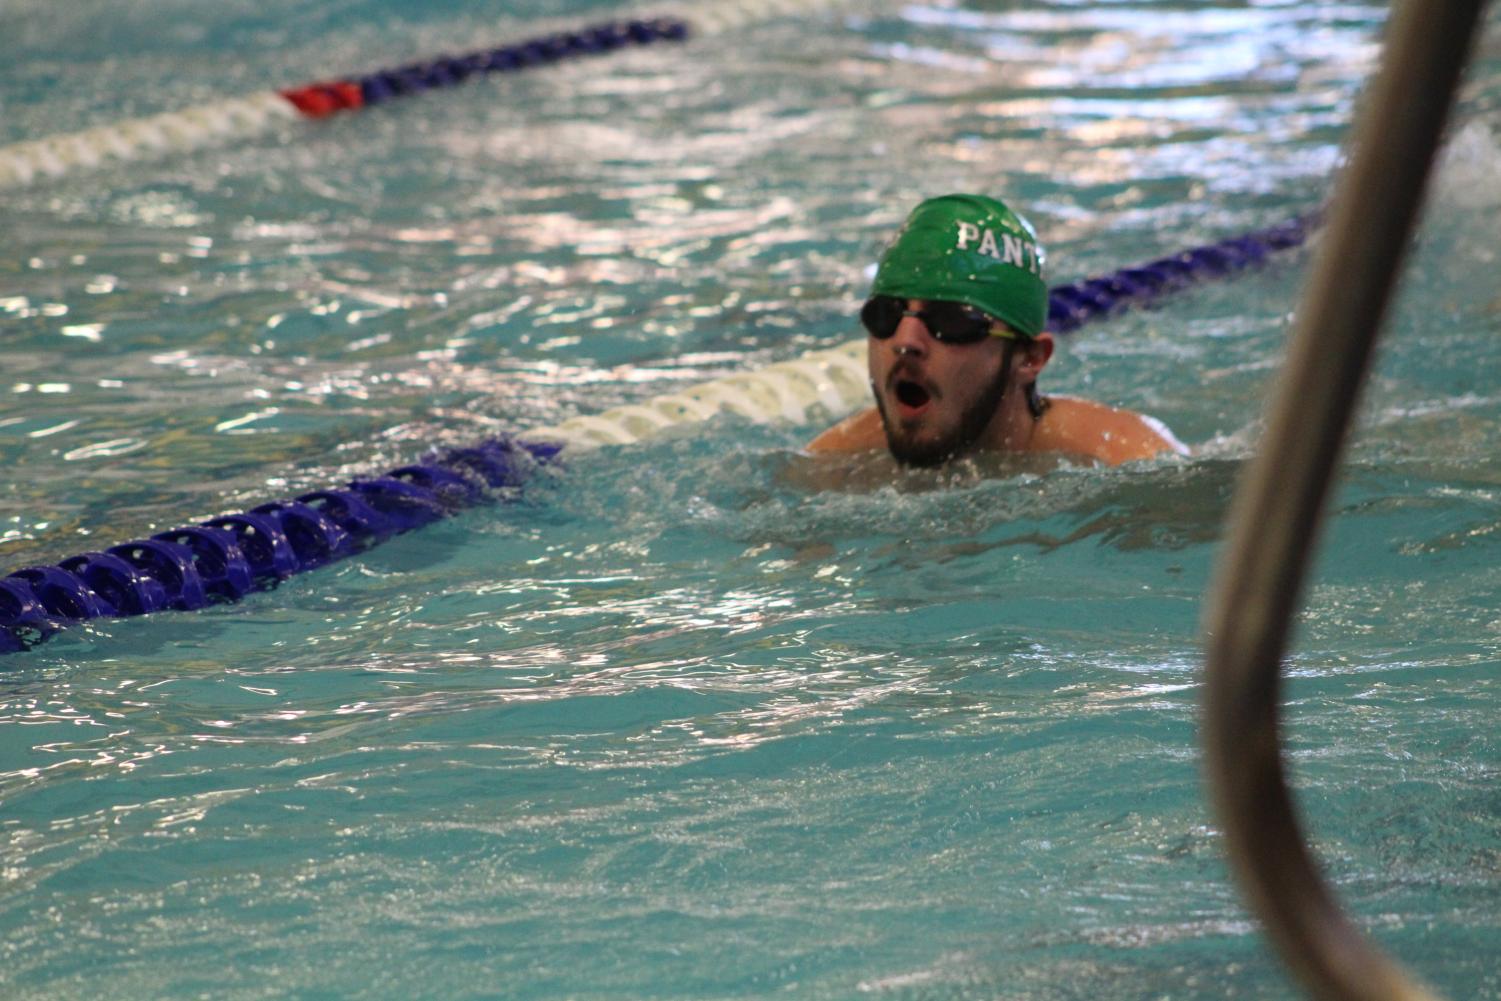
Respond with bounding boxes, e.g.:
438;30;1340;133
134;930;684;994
863;194;1054;466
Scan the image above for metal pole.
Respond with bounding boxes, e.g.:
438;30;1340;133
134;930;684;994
1201;2;1489;999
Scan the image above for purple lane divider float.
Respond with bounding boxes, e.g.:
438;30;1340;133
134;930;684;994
1046;212;1319;333
279;19;691;118
1;438;560;654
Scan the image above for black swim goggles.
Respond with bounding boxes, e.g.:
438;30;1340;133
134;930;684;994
859;295;1006;345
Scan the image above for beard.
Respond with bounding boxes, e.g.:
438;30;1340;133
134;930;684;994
876;361;1011;467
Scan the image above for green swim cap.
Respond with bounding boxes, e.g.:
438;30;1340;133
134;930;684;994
871;193;1048;339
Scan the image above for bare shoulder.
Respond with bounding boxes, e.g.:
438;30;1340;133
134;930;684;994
806;407;885;453
1034;396;1189;465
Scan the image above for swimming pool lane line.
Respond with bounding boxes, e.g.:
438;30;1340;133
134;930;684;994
0;213;1316;655
0;0;876;191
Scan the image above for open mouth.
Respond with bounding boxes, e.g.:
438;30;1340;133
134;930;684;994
894;379;932;411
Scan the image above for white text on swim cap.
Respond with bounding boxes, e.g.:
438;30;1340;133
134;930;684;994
954;222;1042;276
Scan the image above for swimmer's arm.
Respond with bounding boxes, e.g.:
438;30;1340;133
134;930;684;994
806;407;884;453
1134;413;1191;460
1095;414;1189;464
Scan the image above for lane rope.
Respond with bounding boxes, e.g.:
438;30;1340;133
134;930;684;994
0;212;1316;654
0;0;876;190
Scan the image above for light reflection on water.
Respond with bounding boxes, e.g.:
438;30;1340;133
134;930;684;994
2;0;1501;998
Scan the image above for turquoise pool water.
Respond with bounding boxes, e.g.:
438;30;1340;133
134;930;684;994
3;1;1501;997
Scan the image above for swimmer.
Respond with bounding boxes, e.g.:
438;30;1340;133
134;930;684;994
808;194;1187;467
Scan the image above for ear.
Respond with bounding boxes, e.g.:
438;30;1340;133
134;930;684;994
1012;332;1054;380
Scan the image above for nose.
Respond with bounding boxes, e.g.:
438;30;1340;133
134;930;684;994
887;303;930;356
